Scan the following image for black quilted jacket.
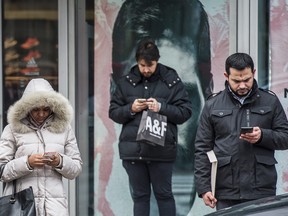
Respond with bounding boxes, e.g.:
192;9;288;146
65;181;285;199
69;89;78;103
109;63;192;161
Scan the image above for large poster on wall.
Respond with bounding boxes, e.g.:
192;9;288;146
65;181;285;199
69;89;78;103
93;0;229;215
270;0;288;195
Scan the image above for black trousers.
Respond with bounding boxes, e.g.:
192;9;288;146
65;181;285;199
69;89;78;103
122;160;176;216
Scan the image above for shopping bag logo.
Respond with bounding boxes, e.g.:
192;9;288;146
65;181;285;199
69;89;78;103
145;115;167;138
136;110;167;146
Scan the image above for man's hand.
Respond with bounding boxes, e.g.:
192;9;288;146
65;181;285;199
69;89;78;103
147;98;160;112
202;191;217;208
239;126;261;144
131;99;148;113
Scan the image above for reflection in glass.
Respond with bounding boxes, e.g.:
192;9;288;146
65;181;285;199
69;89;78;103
2;0;58;126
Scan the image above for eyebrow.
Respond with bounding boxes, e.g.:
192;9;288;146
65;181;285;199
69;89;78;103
33;107;51;111
231;76;252;82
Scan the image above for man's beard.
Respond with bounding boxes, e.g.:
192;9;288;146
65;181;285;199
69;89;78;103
233;88;250;97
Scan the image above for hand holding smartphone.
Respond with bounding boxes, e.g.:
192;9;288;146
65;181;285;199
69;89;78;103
240;127;253;134
42;152;56;162
137;98;147;103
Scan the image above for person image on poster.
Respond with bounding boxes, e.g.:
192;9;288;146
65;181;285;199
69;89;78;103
111;0;212;215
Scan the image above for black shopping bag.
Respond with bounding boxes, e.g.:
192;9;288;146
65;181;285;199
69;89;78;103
0;165;36;216
0;184;36;216
136;110;167;146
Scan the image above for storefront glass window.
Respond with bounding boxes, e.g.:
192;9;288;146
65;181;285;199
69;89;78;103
78;1;288;215
91;0;229;216
269;0;288;196
2;0;58;126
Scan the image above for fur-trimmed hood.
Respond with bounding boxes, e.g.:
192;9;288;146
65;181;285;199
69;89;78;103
7;78;73;133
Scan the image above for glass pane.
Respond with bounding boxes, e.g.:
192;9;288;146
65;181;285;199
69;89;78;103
92;0;230;216
76;1;95;215
2;0;58;126
269;0;288;196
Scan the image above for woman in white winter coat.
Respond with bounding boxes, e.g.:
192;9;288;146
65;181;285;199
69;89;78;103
0;78;83;216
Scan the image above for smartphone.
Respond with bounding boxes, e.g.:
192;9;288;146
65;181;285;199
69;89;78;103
42;152;55;161
240;127;253;134
137;99;147;103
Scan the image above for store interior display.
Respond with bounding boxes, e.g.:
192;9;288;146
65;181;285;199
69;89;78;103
4;36;57;77
2;0;58;126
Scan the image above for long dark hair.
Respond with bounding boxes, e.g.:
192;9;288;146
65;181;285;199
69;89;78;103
112;0;213;97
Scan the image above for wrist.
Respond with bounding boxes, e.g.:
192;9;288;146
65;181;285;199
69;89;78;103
55;154;63;168
157;102;161;112
130;105;136;115
26;156;34;170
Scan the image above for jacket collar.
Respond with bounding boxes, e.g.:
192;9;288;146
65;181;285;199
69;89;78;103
125;64;160;85
21;113;54;130
126;63;181;88
225;79;259;104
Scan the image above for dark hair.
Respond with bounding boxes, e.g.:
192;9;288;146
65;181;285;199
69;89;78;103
135;38;160;64
112;0;213;97
225;53;254;75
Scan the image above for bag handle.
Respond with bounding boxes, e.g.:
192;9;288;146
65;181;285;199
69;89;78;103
10;180;17;204
0;164;4;177
0;164;16;204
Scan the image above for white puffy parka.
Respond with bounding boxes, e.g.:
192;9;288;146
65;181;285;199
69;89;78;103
0;78;83;216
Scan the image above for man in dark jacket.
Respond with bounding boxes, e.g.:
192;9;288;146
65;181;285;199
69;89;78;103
109;39;192;216
194;52;288;210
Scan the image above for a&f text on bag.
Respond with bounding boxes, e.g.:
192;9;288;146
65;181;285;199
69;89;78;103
145;115;167;138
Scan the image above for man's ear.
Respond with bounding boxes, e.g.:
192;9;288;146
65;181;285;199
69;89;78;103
224;72;229;80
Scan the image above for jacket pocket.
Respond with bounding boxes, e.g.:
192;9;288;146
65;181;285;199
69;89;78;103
250;106;273;129
211;110;233;135
216;156;233;190
211;110;233;117
254;155;277;188
250;106;272;115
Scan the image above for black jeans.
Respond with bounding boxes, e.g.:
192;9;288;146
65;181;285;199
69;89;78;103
122;160;176;216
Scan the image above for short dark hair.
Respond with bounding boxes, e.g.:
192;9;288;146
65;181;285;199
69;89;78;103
135;38;160;64
225;53;254;75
